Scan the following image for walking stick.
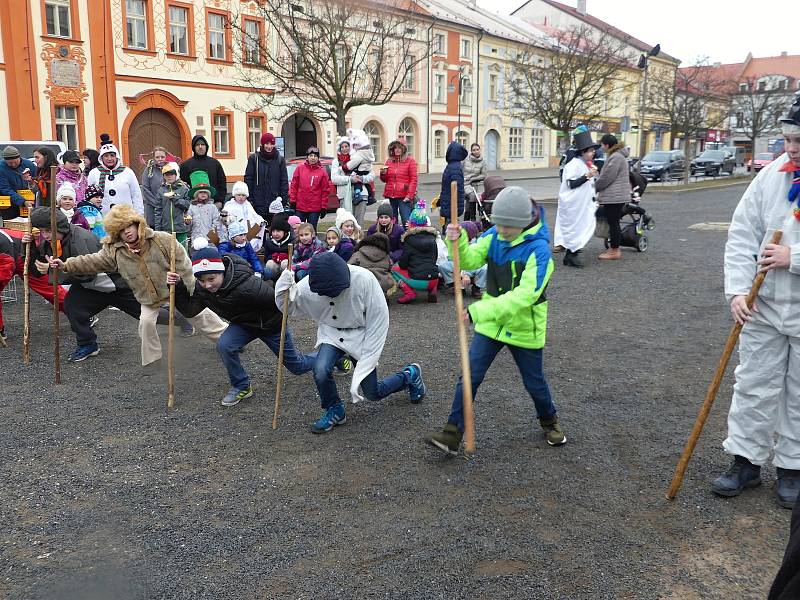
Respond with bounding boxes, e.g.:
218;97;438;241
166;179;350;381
22;219;32;360
272;244;294;430
167;233;177;410
450;181;476;453
666;229;783;500
49;165;61;383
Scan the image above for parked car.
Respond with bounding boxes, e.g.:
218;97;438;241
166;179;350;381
723;146;746;167
638;150;685;181
690;150;736;176
285;156;340;211
746;152;774;173
0;140;67;162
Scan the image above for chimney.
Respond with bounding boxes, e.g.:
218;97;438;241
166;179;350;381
781;51;788;57
576;0;587;14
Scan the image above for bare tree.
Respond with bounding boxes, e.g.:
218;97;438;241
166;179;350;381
648;60;734;182
507;25;635;152
732;75;788;170
231;0;431;136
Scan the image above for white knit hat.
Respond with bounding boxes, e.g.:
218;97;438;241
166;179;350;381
269;198;284;214
335;207;360;231
98;133;120;159
57;181;76;200
232;181;249;197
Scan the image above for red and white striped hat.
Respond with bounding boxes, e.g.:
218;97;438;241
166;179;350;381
191;246;225;277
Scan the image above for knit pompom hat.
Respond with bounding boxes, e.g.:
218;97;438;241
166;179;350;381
192;245;225;277
335;207;360;231
57;181;76;200
83;184;103;203
232;181;249;197
407;199;429;228
269;198;284;214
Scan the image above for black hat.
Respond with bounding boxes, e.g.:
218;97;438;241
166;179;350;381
309;252;351;297
377;202;393;218
573;131;599;153
780;95;800;126
30;207;70;235
62;149;81;163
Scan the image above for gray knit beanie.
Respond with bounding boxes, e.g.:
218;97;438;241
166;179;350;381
2;146;20;160
490;187;533;228
377;202;393;218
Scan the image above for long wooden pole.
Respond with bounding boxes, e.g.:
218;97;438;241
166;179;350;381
666;229;783;500
22;219;32;361
49;165;60;384
167;233;177;410
272;243;294;430
450;181;475;453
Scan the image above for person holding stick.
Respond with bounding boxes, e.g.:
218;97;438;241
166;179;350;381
167;240;316;407
710;97;800;509
426;186;566;455
275;252;426;434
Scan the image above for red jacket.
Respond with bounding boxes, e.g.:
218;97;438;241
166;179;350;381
380;156;418;200
289;161;330;213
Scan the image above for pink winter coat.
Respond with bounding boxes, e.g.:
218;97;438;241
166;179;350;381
289;161;330;213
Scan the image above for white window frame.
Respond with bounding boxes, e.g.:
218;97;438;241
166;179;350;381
243;19;260;64
460;37;471;60
208;12;227;60
247;116;262;154
168;5;189;55
530;128;544;158
213;114;230;155
508;127;523;158
364;121;381;163
433;33;446;55
402;55;415;91
398;118;415;157
126;0;148;49
335;43;347;82
459;77;471;106
434;130;445;158
433;73;445;104
55;105;79;150
488;73;498;102
455;131;468;148
45;0;71;38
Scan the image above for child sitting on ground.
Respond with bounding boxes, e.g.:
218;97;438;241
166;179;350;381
219;220;264;275
335;207;361;244
292;222;326;281
187;172;223;243
154;162;191;247
77;185;107;239
263;212;295;279
436;220;487;299
223;181;264;231
391;200;440;304
325;225;355;262
57;182;91;231
288;215;302;237
367;202;404;263
348;232;397;299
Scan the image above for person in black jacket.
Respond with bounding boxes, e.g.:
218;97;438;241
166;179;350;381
244;132;289;222
770;500;800;599
438;141;468;230
179;135;227;208
390;200;439;304
170;243;315;407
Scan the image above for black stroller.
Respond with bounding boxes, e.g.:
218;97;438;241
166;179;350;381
595;171;655;252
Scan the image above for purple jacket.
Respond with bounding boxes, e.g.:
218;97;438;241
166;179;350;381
334;236;355;262
367;222;404;263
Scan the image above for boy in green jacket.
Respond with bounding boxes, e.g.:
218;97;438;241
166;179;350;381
427;186;566;454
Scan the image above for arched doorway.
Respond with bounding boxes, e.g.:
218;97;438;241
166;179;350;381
398;117;416;158
127;109;183;167
281;114;318;158
484;129;500;169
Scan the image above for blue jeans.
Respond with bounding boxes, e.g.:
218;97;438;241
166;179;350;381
296;210;320;230
217;323;317;390
448;333;556;431
314;343;407;408
438;261;487;288
388;198;413;228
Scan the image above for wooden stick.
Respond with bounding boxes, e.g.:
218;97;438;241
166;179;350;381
450;180;475;453
272;243;294;430
167;233;177;410
49;165;60;384
22;219;32;362
666;229;783;500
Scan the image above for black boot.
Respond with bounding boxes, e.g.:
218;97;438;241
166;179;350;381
776;468;800;508
710;455;762;497
563;249;584;268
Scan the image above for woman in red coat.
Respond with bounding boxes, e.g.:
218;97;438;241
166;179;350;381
289;146;330;230
379;139;418;227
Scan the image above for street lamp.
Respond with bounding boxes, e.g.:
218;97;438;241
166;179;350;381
637;43;661;169
450;66;471;142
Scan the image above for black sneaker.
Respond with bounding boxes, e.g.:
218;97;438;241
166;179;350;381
775;468;800;509
710;455;762;497
334;356;352;376
68;342;100;362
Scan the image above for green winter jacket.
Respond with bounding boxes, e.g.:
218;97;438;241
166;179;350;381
448;219;554;349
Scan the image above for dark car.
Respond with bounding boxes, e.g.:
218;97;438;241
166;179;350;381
285;156;340;211
639;150;685;181
691;150;736;176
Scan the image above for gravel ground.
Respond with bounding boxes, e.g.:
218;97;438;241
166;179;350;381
0;182;790;599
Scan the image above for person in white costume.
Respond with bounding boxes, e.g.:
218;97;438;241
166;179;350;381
275;252;427;434
554;130;598;268
711;95;800;509
86;134;143;216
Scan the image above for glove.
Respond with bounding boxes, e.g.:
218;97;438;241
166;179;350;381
319;208;327;218
278;267;298;302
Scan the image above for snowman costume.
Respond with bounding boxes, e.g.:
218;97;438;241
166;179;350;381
554;156;596;252
87;135;143;216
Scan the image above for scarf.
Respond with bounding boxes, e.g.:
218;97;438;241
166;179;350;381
779;160;800;220
60;207;75;220
97;161;126;195
337;153;352;174
125;240;142;254
259;146;278;160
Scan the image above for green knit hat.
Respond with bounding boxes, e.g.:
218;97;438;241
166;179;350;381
188;170;217;200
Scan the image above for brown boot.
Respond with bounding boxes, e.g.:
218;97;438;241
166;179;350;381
598;247;621;260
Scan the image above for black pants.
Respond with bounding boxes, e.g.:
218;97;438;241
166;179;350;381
604;203;624;249
64;284;172;346
769;500;800;599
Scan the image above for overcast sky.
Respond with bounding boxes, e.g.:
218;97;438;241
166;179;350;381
476;0;796;65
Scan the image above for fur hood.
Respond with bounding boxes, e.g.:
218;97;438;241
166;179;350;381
103;204;149;243
387;140;408;160
606;142;627;156
355;232;390;254
401;225;437;241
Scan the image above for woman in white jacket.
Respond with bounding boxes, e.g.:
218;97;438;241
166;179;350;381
87;134;143;215
712;98;800;509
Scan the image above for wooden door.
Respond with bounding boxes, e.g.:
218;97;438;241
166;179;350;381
127;109;183;168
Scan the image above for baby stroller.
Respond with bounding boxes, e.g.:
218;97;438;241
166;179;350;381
595;172;654;252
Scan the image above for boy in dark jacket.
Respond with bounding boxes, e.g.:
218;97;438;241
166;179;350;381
170;244;316;406
390;200;439;304
179;135;227;207
218;220;263;275
438;142;468;228
426;187;567;455
263;212;295;279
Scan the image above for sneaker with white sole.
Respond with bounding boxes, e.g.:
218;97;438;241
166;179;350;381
310;403;347;433
426;423;462;455
402;363;426;404
89;315;99;328
68;342;100;362
221;387;253;407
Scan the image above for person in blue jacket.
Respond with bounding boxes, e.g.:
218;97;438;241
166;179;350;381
438;141;468;231
0;146;37;220
218;220;264;275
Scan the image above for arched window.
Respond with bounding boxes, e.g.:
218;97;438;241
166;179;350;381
364;121;381;163
456;130;469;147
398;118;415;157
434;130;445;158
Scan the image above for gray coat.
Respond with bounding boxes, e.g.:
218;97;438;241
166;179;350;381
462;155;487;189
140;162;165;226
155;181;191;234
594;144;630;205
